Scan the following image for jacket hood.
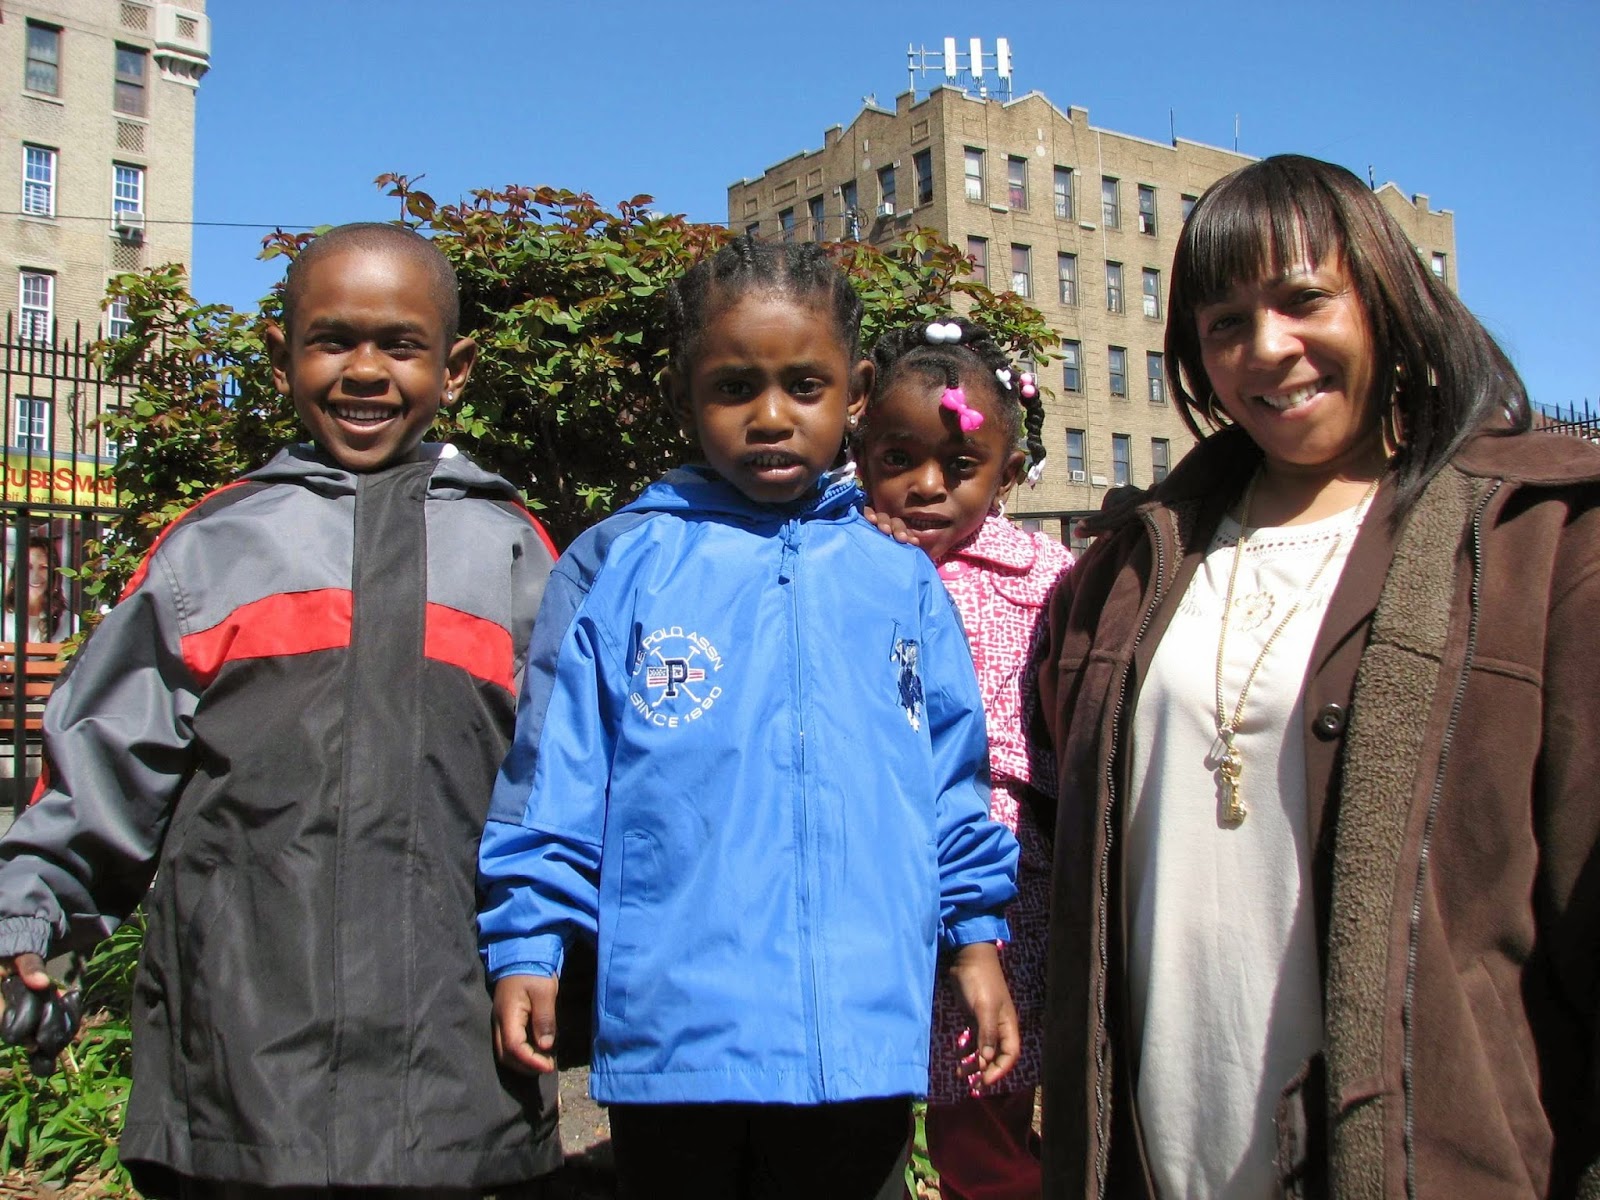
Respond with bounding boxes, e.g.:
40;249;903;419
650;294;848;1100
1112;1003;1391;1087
249;443;525;503
622;465;862;524
1451;427;1600;485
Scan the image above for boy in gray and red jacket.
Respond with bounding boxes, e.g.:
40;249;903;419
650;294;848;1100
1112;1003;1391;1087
0;224;561;1197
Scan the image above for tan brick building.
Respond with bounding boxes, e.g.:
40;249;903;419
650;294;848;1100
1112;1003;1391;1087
728;86;1455;545
1;0;208;344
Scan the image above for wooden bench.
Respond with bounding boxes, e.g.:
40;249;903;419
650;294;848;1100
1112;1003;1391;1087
0;642;65;735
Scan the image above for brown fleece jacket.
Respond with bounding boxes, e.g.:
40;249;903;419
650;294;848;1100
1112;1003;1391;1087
1038;426;1600;1200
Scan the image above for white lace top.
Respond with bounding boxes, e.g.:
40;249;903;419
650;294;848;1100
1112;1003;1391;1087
1126;499;1370;1199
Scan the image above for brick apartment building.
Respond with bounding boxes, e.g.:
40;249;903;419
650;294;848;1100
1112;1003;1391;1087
2;0;208;346
729;81;1456;545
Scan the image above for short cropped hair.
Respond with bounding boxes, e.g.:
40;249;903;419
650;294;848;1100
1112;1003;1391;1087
664;236;864;373
281;222;461;344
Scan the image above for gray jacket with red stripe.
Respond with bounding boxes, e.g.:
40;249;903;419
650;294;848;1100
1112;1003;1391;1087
0;444;562;1193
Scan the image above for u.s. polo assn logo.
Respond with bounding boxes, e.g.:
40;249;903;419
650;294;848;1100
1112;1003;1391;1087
630;626;724;729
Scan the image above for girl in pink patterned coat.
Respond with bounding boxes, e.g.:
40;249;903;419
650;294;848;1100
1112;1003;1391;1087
858;318;1073;1200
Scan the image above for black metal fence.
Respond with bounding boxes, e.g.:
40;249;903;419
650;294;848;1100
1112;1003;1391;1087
1536;400;1600;443
0;318;128;815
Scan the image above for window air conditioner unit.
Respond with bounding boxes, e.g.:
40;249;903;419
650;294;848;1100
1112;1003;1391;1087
878;201;896;217
114;210;146;240
1070;470;1087;483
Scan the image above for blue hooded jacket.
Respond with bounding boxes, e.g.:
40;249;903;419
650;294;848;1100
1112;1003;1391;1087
477;467;1019;1104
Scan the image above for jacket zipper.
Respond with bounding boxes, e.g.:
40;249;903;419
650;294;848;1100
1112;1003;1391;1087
780;519;825;1095
1400;480;1495;1198
1094;510;1171;1200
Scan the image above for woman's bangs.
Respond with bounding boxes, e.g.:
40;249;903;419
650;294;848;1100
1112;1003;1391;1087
1181;171;1346;305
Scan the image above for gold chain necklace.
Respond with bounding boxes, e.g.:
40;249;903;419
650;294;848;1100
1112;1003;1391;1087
1210;474;1380;826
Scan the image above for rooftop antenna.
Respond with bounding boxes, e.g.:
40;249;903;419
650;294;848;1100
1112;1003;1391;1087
907;36;1013;102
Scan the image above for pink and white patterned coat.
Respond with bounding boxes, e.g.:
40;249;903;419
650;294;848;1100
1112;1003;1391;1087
928;513;1073;1102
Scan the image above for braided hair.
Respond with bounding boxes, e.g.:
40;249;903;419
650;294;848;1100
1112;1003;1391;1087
665;236;864;373
865;317;1047;475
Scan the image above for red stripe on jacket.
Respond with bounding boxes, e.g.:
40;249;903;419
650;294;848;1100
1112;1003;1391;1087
177;592;513;693
181;590;354;687
424;604;514;694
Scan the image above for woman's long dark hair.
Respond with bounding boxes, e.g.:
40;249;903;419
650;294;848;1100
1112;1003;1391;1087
1166;154;1529;514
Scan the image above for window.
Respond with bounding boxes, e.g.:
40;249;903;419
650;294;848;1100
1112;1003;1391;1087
1010;244;1032;297
963;148;985;202
877;165;896;215
779;208;796;243
1057;253;1078;305
1061;341;1082;393
1102;177;1120;228
18;272;53;342
22;146;56;217
1054;166;1074;219
1142;267;1162;319
1151;438;1170;483
13;397;51;454
25;22;61;95
967;236;988;285
114;45;148;116
1106;262;1124;314
1182;194;1198;222
107;295;133;340
841;179;859;238
1066;428;1086;477
914;149;934;206
1007;157;1028;210
1112;433;1131;486
1147;352;1166;405
1138;185;1158;235
1430;252;1447;281
113;163;144;216
745;222;760;240
1109;346;1128;397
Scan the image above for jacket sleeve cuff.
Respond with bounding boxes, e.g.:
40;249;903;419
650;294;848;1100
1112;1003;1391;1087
0;916;54;960
484;934;564;981
941;914;1011;953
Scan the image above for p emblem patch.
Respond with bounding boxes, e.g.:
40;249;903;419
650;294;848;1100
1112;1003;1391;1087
630;626;724;730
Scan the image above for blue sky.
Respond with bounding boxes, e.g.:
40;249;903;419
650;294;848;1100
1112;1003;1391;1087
194;0;1598;409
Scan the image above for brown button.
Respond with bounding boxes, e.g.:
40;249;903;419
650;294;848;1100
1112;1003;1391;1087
1312;703;1347;740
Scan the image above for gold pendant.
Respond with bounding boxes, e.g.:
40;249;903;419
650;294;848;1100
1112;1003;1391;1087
1219;749;1246;825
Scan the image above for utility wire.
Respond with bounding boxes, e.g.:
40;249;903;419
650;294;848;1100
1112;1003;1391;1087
0;210;318;228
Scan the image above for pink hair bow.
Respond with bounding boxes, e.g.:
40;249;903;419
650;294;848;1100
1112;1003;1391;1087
941;383;984;432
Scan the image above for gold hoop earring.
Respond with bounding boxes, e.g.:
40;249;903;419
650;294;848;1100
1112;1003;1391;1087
1381;394;1406;460
1204;391;1228;428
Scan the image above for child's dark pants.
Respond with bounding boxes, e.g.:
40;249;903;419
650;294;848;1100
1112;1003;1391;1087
608;1097;911;1199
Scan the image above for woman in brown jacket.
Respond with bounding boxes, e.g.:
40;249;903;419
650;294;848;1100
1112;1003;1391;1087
1038;154;1600;1199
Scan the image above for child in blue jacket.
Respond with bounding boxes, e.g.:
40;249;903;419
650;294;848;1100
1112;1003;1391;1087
478;238;1020;1199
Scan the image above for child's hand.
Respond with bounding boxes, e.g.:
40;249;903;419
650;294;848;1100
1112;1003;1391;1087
946;942;1019;1091
2;954;49;992
491;973;560;1075
0;954;82;1076
862;505;920;545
